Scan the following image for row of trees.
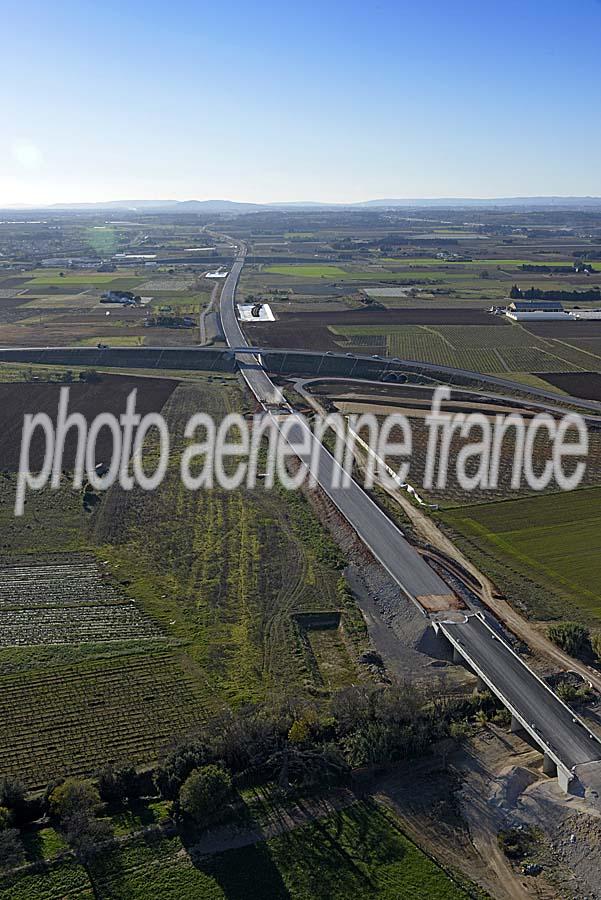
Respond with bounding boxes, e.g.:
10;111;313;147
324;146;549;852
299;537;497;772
509;284;601;301
0;681;494;873
154;681;495;803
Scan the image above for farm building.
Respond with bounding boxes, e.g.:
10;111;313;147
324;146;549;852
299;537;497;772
100;290;140;306
505;300;570;321
569;309;601;320
509;300;564;313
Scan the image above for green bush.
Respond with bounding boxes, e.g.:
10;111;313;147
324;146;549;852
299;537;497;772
547;622;590;658
0;829;24;871
49;779;101;820
179;765;233;824
0;777;26;815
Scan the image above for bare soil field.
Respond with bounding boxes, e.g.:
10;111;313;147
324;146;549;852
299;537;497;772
524;321;601;339
0;297;33;322
536;371;601;400
0;373;177;470
21;284;87;296
0;277;30;289
249;318;342;350
246;307;501;351
0;317;199;347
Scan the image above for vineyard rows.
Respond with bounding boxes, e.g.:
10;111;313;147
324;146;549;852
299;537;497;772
0;651;206;788
333;322;600;374
380;415;601;507
0;567;122;606
0;603;160;646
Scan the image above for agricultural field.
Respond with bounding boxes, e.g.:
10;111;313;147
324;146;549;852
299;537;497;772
0;374;177;470
0;555;161;646
439;486;601;624
230;210;601;386
0;369;209;787
335;321;597;373
346;405;601;508
0;371;369;788
92;379;368;705
247;302;601;376
0;266;213;348
251;254;601;311
0;647;207;788
244;308;502;352
536;370;601;400
0;802;470;899
326;364;601;515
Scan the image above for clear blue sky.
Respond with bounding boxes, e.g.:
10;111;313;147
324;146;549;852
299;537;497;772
3;0;601;205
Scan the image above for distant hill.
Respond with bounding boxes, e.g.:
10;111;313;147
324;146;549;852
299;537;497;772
4;196;601;212
44;199;264;213
352;197;601;209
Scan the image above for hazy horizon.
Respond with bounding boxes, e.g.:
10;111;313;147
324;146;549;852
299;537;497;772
5;194;601;212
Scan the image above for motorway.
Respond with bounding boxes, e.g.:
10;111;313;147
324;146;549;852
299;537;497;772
219;251;452;606
219;244;601;785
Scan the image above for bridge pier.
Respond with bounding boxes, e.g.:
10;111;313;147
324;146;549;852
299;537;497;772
452;645;463;664
510;714;524;734
557;766;573;794
543;753;558;778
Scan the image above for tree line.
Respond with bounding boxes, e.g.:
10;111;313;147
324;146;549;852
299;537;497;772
509;284;601;301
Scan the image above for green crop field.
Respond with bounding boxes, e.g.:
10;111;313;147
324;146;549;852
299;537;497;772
0;802;470;899
266;260;579;278
265;265;353;278
76;335;146;346
24;271;145;286
440;487;601;623
262;264;453;282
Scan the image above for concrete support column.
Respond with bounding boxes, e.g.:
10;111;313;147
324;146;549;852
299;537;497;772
557;766;573;794
510;714;524;734
543;753;558;778
452;645;463;664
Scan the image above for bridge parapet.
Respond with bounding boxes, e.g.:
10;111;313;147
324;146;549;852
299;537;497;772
433;616;601;795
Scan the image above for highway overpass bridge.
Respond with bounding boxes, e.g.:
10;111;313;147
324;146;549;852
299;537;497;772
435;613;601;793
